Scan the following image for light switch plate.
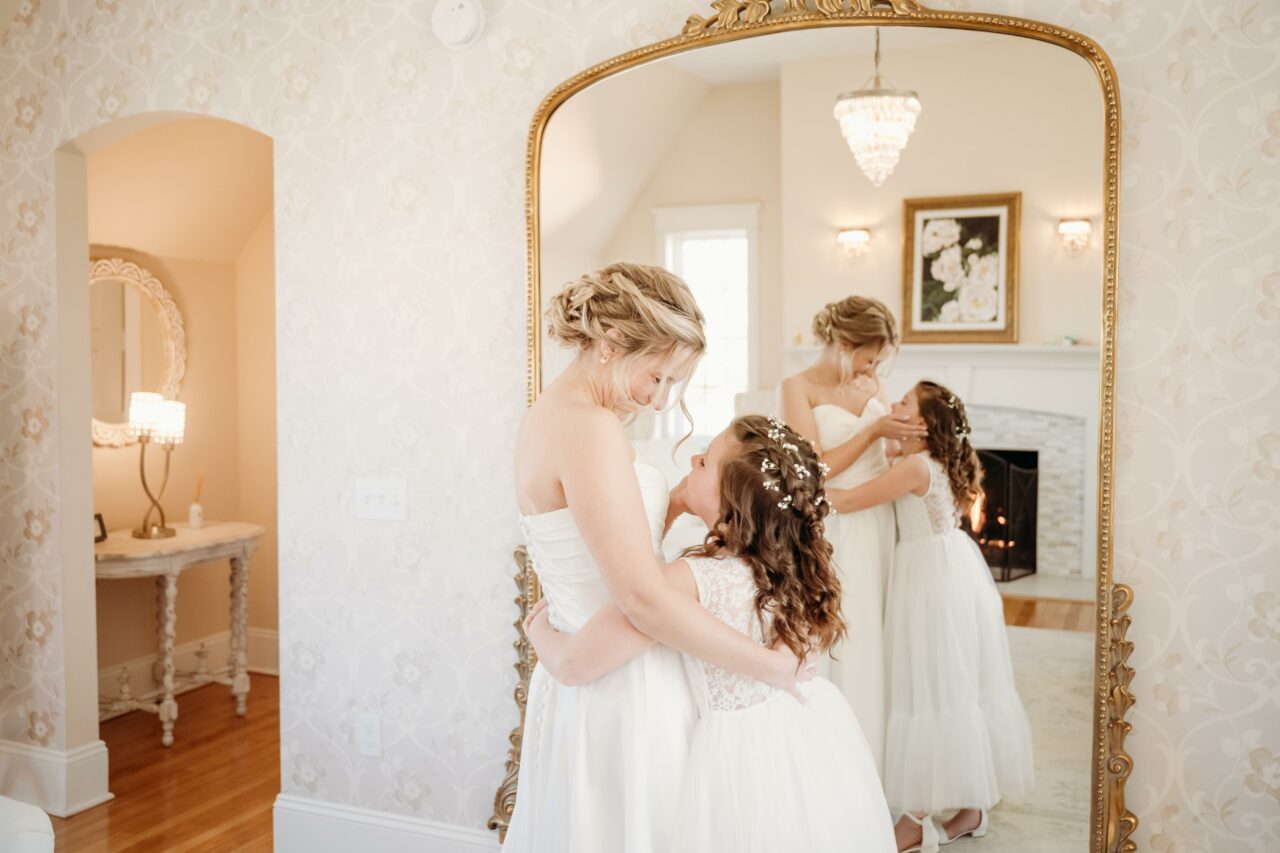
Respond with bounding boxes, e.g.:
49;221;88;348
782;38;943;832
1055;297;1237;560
355;478;407;521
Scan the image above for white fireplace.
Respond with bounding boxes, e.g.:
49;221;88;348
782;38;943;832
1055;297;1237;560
771;344;1101;578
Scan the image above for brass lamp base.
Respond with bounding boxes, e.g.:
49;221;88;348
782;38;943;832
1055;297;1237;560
132;524;176;539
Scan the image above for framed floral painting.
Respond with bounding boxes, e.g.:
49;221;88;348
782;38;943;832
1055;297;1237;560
902;192;1021;343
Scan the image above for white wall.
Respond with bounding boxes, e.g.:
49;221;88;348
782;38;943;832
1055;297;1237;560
601;80;784;389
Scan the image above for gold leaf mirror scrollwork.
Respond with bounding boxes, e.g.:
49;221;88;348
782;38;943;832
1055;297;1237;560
90;257;187;447
498;2;1134;850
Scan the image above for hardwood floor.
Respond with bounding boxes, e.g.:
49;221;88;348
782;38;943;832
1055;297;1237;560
52;676;279;853
1003;595;1095;633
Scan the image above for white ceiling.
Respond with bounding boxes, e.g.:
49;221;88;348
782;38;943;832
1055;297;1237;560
667;26;1006;85
87;117;273;265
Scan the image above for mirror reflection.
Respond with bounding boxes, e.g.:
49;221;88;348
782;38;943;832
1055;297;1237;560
90;276;168;424
524;24;1103;852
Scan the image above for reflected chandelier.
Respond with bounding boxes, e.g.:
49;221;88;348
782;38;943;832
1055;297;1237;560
833;28;922;187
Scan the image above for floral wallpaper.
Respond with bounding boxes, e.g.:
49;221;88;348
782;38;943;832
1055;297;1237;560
0;0;1276;848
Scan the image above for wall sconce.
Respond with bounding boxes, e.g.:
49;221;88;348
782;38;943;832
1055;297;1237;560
129;392;186;539
1058;219;1092;254
837;228;871;258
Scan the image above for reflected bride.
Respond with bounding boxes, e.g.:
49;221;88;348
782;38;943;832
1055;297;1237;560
778;295;926;772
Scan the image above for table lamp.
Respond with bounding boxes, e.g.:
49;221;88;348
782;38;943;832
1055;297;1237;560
129;392;186;539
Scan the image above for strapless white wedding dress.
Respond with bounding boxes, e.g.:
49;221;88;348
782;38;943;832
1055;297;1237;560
813;401;895;775
503;458;697;853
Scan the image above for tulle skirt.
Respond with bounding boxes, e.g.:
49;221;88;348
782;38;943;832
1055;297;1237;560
503;645;697;853
672;680;896;853
883;529;1035;813
822;500;895;773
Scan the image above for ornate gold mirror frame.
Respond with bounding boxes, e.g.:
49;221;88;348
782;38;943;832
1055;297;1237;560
495;2;1134;850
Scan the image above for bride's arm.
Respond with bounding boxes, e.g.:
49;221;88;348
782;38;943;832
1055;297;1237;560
525;561;697;686
562;410;803;688
828;454;929;514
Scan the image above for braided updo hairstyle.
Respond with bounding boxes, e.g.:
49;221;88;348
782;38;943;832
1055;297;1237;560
685;415;846;663
811;295;899;352
915;380;984;515
545;262;706;411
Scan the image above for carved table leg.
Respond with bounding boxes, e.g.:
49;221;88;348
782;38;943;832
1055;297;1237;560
156;573;179;746
229;554;251;716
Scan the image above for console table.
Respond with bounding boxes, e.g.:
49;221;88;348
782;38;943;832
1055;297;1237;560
95;521;265;746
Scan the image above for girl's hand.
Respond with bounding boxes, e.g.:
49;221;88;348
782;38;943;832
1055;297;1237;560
522;597;550;638
765;640;817;701
872;414;927;442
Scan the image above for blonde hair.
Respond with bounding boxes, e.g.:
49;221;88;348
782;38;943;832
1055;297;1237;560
545;262;706;412
811;295;899;352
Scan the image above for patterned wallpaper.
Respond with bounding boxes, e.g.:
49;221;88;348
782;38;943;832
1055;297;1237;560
0;0;1276;848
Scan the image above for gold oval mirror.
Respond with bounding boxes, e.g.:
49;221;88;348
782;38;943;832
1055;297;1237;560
500;3;1132;850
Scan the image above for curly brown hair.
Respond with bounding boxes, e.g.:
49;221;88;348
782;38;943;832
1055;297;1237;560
684;415;846;663
915;380;984;514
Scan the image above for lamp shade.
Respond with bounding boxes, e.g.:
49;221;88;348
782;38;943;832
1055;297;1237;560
128;392;164;439
152;400;186;446
837;228;871;256
1058;219;1092;252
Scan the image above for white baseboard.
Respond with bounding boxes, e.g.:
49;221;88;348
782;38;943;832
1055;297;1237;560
98;627;279;719
0;739;113;818
248;626;279;675
273;793;499;853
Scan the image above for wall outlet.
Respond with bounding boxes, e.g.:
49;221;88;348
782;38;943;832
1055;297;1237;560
355;478;407;520
356;713;382;757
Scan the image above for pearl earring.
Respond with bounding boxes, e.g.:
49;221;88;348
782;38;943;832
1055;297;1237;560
600;355;609;364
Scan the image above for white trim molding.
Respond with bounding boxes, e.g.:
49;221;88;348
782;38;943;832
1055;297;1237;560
0;739;113;818
273;794;499;853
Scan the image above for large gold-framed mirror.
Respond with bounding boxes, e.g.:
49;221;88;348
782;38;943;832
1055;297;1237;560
497;2;1133;850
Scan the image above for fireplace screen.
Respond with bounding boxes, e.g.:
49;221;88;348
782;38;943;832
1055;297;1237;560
962;449;1039;582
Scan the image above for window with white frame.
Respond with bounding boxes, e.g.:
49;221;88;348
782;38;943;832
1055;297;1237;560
653;205;758;438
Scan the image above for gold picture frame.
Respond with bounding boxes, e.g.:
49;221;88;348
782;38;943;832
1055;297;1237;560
902;192;1021;343
501;2;1133;850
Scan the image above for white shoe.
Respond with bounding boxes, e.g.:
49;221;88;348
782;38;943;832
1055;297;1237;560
939;809;988;845
901;813;942;853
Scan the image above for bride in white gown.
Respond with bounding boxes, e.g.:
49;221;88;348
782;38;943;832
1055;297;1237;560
778;296;925;774
507;263;810;853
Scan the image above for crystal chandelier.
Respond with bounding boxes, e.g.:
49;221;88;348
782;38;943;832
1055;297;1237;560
833;28;922;187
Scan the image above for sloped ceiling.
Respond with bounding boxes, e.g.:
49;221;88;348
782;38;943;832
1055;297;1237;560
87;117;273;264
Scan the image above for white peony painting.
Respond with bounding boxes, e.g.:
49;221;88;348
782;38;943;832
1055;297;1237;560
902;192;1020;343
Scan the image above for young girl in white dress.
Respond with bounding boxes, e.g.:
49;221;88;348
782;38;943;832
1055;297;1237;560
779;295;926;772
525;415;896;853
827;381;1035;852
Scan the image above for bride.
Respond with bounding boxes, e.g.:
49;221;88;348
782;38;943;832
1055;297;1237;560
506;262;810;853
778;295;924;773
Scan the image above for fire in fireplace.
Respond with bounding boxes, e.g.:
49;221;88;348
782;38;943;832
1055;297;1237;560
962;449;1039;582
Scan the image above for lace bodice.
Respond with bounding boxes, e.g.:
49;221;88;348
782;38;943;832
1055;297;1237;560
893;455;961;541
681;555;778;713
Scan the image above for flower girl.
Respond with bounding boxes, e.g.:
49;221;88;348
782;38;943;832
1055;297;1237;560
524;415;895;853
827;381;1034;852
